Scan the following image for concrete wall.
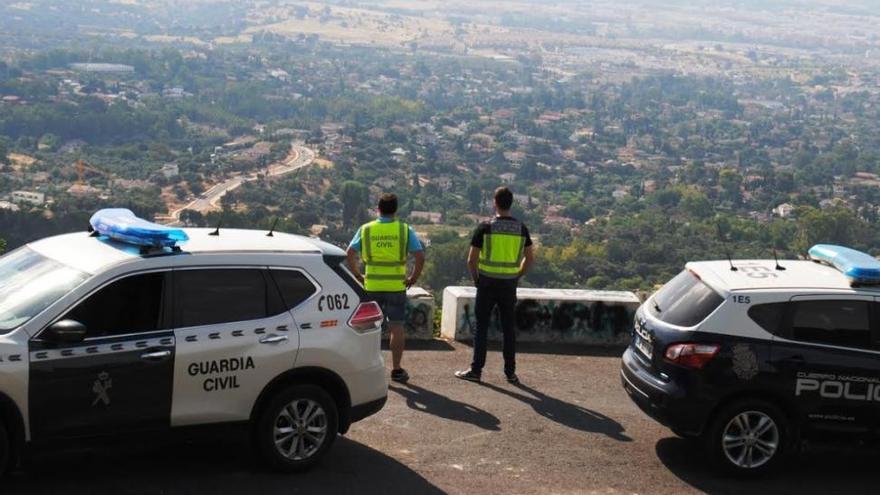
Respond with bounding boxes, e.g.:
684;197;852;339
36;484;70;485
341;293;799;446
440;287;640;345
380;287;436;340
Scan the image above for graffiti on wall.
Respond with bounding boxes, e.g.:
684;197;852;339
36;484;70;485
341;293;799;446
381;300;434;338
459;299;635;342
405;301;433;336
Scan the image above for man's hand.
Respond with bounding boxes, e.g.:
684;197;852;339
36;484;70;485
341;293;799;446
346;247;365;285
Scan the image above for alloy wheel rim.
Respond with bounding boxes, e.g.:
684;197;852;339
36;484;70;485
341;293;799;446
721;410;779;469
273;398;328;460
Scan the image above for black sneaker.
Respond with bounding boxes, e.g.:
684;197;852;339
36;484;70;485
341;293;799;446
454;369;481;382
391;368;410;383
505;372;519;384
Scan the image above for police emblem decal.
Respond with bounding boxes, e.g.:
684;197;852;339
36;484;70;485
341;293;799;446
92;371;112;406
732;344;759;380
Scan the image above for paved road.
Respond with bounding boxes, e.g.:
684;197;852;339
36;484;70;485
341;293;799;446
168;145;315;223
7;342;879;494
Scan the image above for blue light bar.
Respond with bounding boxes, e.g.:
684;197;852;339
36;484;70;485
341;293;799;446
89;208;189;249
808;244;880;285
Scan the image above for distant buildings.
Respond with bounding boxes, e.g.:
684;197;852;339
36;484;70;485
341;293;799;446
162;87;192;99
69;63;135;73
11;190;45;206
66;184;103;198
410;211;443;224
159;163;180;179
773;203;795;218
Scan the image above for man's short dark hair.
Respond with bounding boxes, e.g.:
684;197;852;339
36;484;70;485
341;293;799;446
378;193;398;216
494;187;514;210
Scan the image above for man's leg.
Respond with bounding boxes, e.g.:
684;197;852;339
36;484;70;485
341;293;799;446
383;292;409;382
388;322;405;370
498;287;518;377
469;287;495;374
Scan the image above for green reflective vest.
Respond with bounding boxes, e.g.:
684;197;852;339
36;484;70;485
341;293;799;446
478;218;525;279
362;219;409;292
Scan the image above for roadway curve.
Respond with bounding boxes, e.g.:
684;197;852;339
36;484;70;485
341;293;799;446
167;144;315;224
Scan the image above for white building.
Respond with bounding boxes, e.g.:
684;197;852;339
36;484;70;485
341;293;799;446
159;163;180;179
11;190;45;206
773;203;795;218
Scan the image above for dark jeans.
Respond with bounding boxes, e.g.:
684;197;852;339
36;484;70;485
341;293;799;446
470;286;517;375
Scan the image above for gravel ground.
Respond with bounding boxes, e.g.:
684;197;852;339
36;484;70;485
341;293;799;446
7;341;878;494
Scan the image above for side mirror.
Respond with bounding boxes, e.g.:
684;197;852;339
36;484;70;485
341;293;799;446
48;320;87;343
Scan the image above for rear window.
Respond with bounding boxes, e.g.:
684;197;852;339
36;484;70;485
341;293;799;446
269;269;318;310
649;270;724;327
748;303;788;334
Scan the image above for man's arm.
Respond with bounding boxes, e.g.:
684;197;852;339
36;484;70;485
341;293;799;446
406;250;426;288
345;247;364;284
467;246;480;284
519;245;535;278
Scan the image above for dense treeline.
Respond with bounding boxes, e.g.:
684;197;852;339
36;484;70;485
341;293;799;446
418;202;876;292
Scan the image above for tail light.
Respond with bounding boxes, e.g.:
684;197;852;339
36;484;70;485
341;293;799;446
664;343;720;369
348;302;384;332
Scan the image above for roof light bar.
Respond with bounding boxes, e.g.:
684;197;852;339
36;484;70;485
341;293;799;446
808;244;880;285
89;208;189;249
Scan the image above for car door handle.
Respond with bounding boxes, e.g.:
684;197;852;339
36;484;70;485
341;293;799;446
259;334;288;345
141;350;172;361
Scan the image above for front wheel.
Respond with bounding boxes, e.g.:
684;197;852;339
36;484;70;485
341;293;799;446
705;399;790;476
254;385;339;472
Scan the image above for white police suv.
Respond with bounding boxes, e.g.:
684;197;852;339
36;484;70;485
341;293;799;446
0;209;387;473
622;245;880;475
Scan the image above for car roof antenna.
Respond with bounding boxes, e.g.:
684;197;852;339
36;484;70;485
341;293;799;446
773;249;786;271
266;218;278;237
726;251;738;272
209;221;221;236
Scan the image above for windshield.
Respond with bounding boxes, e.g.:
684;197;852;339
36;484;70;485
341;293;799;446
649;270;724;327
0;247;90;332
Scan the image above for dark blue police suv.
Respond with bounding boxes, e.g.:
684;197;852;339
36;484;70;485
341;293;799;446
622;247;880;475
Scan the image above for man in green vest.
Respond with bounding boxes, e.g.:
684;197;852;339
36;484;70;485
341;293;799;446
346;193;425;383
455;186;534;384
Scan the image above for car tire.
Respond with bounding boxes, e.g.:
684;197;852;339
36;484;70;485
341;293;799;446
254;384;338;472
705;399;790;476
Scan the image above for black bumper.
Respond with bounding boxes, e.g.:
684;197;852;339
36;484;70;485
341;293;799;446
620;347;712;437
350;395;387;423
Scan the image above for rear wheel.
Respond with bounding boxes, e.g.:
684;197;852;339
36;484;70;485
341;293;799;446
705;399;790;476
254;385;338;472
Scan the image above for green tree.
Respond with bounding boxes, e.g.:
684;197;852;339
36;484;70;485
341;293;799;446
679;188;711;218
795;206;867;253
341;181;369;228
467;183;482;213
420;240;469;290
719;168;743;204
0;138;9;167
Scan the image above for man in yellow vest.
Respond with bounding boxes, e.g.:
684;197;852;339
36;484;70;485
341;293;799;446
346;193;425;383
455;186;534;384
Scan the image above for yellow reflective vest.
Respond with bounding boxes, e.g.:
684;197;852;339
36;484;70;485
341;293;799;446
362;219;409;292
478;218;525;279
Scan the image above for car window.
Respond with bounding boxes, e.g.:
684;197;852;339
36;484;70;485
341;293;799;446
269;269;317;310
649;270;724;327
62;272;167;338
789;300;873;350
748;303;788;335
175;269;271;327
0;247;89;333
